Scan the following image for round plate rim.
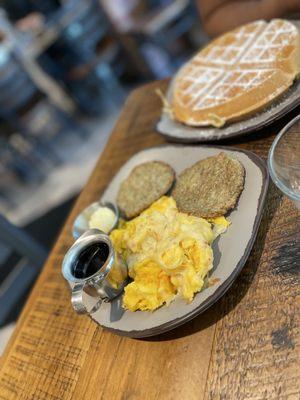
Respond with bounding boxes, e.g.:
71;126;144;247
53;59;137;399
89;144;269;338
156;77;300;143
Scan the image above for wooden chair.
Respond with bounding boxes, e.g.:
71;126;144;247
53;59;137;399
0;214;47;326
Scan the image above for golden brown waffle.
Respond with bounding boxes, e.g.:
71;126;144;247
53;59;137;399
172;19;300;127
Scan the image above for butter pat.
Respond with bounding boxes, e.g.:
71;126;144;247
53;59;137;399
88;207;116;233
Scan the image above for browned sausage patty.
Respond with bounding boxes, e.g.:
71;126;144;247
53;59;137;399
172;152;245;218
117;161;175;219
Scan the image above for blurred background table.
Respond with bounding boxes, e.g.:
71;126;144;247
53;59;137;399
0;80;299;400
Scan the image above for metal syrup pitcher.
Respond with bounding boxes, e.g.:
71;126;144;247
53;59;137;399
62;229;128;314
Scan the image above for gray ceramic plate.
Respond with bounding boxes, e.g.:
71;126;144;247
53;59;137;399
156;78;300;143
80;145;268;338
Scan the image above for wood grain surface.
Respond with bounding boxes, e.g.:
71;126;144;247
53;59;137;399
0;80;299;400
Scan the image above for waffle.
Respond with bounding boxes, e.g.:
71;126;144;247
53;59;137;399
172;19;300;127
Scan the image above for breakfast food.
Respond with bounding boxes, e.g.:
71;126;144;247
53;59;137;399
171;19;300;127
110;196;229;311
117;161;175;218
109;154;245;312
88;206;116;233
172;153;245;218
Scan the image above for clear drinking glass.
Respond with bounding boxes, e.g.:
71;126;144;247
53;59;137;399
268;115;300;210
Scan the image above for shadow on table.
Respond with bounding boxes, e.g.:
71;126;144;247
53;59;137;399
220;104;300;148
143;183;282;342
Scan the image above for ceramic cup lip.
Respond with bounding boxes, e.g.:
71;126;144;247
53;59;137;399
62;229;115;284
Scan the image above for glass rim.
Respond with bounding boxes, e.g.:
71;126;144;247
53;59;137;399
268;114;300;202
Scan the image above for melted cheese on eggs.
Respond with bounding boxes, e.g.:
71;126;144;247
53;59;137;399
110;196;229;311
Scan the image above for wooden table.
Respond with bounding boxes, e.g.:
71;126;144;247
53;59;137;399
0;81;299;400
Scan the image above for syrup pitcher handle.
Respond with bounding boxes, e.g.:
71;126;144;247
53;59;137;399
71;282;102;315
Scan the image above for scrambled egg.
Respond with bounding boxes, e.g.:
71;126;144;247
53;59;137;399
207;216;230;237
110;196;229;311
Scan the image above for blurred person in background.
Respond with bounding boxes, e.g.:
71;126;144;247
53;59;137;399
197;0;300;37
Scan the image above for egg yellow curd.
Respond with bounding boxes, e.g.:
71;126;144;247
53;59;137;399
110;196;229;311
